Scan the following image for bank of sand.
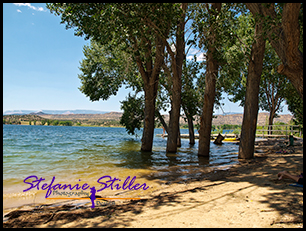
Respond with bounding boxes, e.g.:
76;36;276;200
3;138;303;228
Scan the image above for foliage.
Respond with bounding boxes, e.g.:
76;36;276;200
46;3;182;72
78;40;139;102
59;121;73;126
220;11;290;126
119;93;145;136
51;120;59;126
220;12;255;106
181;58;204;119
258;42;288;119
284;84;303;125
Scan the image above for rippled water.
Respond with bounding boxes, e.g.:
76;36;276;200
3;125;239;212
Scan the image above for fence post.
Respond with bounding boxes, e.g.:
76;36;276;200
262;126;264;137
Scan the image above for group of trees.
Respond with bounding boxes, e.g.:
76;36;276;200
47;3;303;159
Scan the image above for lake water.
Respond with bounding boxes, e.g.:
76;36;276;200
3;125;239;213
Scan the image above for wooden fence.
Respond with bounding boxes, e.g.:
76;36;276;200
256;125;303;138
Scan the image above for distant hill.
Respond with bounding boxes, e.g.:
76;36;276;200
38;112;293;126
39;111;122;121
3;111;293;127
211;113;293;126
3;109;109;115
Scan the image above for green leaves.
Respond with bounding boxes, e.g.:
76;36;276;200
78;40;137;101
119;93;145;136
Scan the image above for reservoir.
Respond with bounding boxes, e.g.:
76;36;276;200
3;125;239;213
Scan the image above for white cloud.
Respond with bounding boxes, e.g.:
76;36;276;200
170;44;176;53
13;3;45;12
187;48;206;61
17;9;22;13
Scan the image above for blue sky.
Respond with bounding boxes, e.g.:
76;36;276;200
3;3;290;115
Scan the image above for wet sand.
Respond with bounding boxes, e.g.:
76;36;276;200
3;138;303;228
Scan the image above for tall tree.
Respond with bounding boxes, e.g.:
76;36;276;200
47;3;180;152
259;42;289;134
246;3;303;100
221;13;289;135
238;19;266;160
145;3;188;152
181;58;204;145
165;3;188;153
195;3;222;157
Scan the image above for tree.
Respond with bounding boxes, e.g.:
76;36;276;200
238;18;266;160
145;3;187;153
284;83;303;125
246;3;303;100
259;42;289;134
181;58;204;145
47;3;181;152
192;3;222;157
78;40;137;102
119;93;145;136
221;12;289;136
164;3;188;153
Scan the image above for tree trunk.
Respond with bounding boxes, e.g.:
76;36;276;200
156;110;168;134
198;57;218;156
187;116;195;145
182;105;195;145
166;3;187;153
238;21;266;160
166;90;182;153
198;3;221;157
246;3;303;100
268;110;275;135
177;125;181;147
136;35;165;152
141;85;158;152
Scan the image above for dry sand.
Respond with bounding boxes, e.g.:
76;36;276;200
3;138;303;228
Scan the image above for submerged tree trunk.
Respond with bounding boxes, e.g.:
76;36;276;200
187;116;195;145
177;124;181;147
166;3;187;153
141;82;158;152
182;105;195;145
198;56;218;156
136;36;165;152
198;3;221;157
238;21;266;160
156;110;169;134
166;88;182;153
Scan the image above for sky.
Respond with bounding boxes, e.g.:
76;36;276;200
3;3;291;115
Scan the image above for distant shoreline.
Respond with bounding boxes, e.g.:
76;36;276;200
3;112;293;127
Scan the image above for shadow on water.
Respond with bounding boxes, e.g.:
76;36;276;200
113;135;239;184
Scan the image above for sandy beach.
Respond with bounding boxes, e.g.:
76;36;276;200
3;138;303;228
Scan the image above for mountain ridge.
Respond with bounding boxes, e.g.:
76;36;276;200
39;112;293;126
3;112;293;126
3;109;110;115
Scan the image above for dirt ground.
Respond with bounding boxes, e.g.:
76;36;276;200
3;138;303;228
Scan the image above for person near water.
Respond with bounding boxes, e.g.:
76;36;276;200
277;171;303;185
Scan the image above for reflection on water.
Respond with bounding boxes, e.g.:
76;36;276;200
3;125;239;212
